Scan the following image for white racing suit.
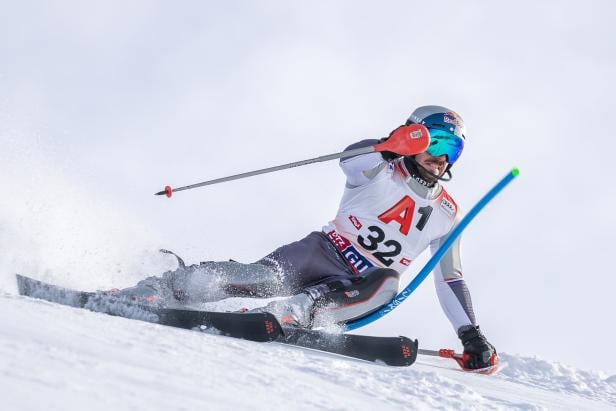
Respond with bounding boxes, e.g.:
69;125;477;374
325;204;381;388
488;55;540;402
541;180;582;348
125;140;476;330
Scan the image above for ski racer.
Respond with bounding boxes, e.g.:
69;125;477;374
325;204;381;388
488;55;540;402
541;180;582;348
120;105;498;370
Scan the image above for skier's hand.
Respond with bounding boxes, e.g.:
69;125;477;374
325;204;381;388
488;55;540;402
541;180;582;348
375;124;430;160
378;126;405;161
458;325;498;370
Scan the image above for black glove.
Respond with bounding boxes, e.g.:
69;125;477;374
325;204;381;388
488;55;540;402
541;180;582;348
458;325;498;369
378;125;406;162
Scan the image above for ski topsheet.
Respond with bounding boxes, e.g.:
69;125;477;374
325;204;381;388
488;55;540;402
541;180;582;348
281;328;418;366
16;274;417;366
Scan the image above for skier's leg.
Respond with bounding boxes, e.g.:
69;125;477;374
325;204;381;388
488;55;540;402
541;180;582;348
117;261;285;305
256;231;355;291
255;267;400;327
161;232;346;304
120;231;354;306
170;260;287;302
311;267;400;326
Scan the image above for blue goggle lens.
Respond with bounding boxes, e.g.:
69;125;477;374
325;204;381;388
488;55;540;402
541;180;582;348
425;129;465;164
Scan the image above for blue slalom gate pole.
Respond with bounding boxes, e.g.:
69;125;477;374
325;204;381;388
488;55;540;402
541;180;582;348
343;168;520;331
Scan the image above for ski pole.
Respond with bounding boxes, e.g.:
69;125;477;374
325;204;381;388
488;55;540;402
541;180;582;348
344;168;520;331
155;124;430;197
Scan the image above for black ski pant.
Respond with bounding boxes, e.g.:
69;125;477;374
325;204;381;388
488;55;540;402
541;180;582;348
130;232;401;323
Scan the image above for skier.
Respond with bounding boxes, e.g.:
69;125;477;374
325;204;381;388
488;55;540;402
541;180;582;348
120;105;498;370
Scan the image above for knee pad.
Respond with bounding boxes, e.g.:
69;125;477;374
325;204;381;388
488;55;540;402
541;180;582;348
312;268;400;326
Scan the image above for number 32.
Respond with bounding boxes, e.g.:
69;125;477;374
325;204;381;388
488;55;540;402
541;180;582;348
357;226;401;267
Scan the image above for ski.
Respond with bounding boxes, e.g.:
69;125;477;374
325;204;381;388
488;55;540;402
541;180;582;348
16;274;419;365
280;328;418;366
16;274;282;342
16;274;94;308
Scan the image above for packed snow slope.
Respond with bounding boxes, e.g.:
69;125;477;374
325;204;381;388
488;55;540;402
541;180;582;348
1;292;614;411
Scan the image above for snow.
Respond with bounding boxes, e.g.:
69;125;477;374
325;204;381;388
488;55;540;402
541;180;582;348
1;292;614;411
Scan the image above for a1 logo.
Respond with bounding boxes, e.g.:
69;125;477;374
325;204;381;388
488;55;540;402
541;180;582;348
377;196;433;235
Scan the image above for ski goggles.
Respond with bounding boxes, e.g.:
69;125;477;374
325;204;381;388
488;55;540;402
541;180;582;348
425;129;465;164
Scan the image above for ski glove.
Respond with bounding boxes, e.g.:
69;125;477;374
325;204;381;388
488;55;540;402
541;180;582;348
458;325;498;370
378;126;406;162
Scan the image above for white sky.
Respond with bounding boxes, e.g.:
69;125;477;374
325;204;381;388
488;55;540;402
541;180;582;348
1;1;615;374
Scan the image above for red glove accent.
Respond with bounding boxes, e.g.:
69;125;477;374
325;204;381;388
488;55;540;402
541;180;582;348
373;124;430;156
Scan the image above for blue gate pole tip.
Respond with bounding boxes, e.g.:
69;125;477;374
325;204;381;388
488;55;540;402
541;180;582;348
511;168;520;177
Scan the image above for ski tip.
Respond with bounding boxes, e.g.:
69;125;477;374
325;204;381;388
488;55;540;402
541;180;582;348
511;167;520;177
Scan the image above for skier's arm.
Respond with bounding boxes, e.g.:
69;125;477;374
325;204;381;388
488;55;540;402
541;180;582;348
432;214;499;370
339;139;388;187
430;217;477;333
